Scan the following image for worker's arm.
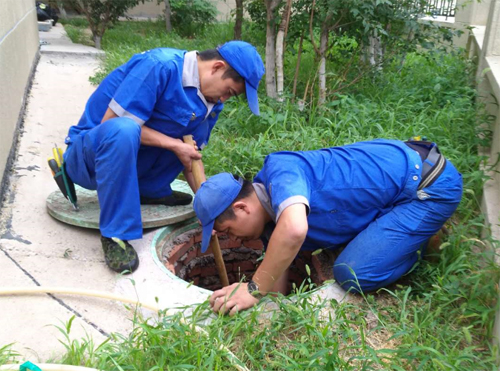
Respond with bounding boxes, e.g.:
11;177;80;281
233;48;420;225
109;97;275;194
210;203;308;315
101;107;201;171
252;204;308;293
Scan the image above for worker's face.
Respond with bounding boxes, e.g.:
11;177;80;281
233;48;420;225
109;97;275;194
214;205;265;242
200;61;245;104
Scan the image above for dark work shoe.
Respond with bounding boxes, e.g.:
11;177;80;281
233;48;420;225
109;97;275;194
140;191;193;206
101;236;139;273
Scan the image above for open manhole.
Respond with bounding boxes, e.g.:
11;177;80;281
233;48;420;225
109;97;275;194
156;221;337;292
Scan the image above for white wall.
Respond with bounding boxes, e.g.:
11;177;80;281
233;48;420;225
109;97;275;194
460;0;500;349
126;0;236;22
0;0;40;195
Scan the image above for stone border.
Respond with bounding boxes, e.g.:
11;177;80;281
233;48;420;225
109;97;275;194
150;218;212;297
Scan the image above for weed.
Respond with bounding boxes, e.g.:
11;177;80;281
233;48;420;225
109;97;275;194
63;248;72;259
0;344;19;366
60;17;94;47
51;316;106;367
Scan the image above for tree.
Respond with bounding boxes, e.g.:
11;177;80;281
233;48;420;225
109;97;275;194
264;0;281;98
234;0;244;40
310;0;344;104
163;0;172;33
166;0;217;38
54;1;68;20
275;0;292;98
248;0;461;106
69;0;145;49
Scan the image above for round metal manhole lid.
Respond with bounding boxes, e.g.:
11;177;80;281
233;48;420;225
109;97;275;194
46;179;195;229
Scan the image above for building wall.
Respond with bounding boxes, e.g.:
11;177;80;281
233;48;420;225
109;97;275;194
127;0;236;22
460;0;500;349
0;0;39;195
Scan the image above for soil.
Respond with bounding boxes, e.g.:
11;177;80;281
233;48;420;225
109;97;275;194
171;228;200;247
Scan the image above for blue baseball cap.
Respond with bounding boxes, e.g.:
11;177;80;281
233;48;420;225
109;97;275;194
217;41;265;116
193;173;243;253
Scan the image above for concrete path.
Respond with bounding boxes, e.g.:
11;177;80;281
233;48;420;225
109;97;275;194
0;24;208;363
0;23;348;364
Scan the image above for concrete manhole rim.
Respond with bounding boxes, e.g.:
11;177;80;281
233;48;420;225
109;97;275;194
150;218;213;297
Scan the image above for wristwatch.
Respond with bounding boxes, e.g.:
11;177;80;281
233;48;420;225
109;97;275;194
247;279;262;298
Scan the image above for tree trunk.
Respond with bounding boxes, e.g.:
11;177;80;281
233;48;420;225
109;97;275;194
276;0;292;99
376;32;383;71
318;28;327;105
317;6;335;106
368;35;375;66
265;0;281;99
56;1;67;19
275;30;285;99
367;30;382;70
234;0;243;40
164;0;172;33
292;30;305;100
94;35;102;49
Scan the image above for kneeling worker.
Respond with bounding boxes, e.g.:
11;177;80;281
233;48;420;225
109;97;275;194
193;139;463;315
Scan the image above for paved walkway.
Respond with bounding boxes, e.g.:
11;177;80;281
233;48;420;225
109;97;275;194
0;24;208;363
0;24;347;364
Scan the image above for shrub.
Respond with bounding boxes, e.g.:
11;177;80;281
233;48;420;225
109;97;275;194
168;0;218;38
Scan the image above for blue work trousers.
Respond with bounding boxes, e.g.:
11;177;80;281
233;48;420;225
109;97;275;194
64;118;182;240
333;156;463;293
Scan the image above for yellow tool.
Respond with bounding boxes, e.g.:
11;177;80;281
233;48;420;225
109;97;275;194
48;145;79;210
52;145;64;167
57;147;64;166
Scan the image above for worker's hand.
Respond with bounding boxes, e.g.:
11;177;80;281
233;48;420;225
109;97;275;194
175;140;202;172
210;282;259;316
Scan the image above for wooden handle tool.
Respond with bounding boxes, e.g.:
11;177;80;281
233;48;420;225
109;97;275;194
183;135;229;287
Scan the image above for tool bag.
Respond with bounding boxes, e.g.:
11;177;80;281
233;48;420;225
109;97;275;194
48;145;78;210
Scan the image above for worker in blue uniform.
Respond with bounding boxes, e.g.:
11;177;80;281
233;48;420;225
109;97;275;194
62;41;265;273
193;139;463;315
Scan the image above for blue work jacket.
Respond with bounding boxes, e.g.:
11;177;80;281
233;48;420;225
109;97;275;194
65;48;223;181
253;139;424;250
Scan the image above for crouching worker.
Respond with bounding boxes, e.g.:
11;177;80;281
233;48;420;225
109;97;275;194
62;41;264;273
193;139;462;315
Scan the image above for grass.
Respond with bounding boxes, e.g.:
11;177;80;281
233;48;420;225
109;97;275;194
60;17;95;47
9;19;494;370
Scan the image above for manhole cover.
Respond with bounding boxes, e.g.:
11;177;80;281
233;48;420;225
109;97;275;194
46;179;196;229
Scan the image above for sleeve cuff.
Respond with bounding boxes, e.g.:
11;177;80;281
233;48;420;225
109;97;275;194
276;195;310;221
109;99;146;125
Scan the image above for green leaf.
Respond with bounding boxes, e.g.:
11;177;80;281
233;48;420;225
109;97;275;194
111;237;127;249
462;326;472;344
